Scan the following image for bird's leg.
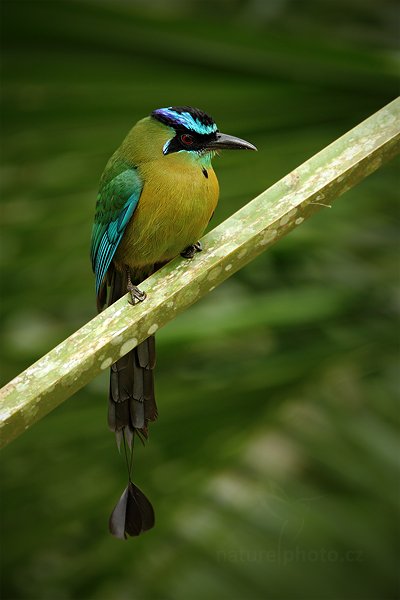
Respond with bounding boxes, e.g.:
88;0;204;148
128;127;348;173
126;266;146;305
180;241;203;259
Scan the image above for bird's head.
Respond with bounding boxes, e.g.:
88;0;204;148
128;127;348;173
151;106;257;160
121;106;257;167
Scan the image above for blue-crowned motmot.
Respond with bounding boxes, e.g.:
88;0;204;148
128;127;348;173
91;106;257;538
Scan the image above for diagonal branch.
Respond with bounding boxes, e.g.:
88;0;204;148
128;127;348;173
1;98;399;448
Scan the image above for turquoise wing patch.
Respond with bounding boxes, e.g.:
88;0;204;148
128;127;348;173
91;168;143;295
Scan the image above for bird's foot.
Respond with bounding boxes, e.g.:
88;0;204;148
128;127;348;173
127;282;147;305
181;241;203;259
125;265;147;305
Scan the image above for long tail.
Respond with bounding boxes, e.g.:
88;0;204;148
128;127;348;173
105;268;157;539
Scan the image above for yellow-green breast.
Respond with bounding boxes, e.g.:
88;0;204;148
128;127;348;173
115;154;219;268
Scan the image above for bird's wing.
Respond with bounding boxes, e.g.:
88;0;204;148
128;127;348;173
91;166;143;297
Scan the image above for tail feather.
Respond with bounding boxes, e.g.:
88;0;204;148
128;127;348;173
102;265;157;538
109;481;155;539
106;266;158;437
108;336;157;435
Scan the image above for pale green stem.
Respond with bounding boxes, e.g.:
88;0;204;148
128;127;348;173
1;98;399;448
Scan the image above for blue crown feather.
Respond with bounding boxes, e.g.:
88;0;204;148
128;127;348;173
152;106;218;136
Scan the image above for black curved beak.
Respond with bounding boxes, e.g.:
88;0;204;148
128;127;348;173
206;132;257;151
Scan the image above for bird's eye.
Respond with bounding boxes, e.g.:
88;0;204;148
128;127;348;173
180;134;194;146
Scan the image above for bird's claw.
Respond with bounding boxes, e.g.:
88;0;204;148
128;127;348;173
181;241;203;259
127;284;147;305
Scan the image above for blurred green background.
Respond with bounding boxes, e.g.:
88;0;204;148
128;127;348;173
1;1;399;598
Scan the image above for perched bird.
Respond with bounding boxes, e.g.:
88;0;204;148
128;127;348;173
91;106;256;539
